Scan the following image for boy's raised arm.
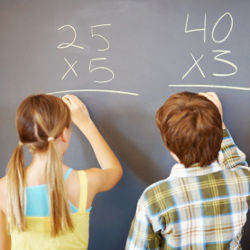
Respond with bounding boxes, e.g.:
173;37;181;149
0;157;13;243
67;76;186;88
218;127;247;168
199;92;247;168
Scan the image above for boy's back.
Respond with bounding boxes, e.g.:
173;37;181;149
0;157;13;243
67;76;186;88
128;164;249;249
126;92;250;249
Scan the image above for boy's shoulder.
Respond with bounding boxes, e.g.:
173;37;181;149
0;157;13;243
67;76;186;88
222;165;250;180
139;177;174;215
235;165;250;174
143;178;171;196
139;165;250;216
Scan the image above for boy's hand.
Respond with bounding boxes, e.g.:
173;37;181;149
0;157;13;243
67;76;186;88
199;92;223;117
62;94;92;129
199;92;225;128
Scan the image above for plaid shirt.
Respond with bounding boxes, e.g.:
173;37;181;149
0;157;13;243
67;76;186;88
126;129;250;249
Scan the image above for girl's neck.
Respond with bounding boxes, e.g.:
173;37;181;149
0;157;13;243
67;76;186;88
25;151;64;185
29;151;49;169
29;149;64;168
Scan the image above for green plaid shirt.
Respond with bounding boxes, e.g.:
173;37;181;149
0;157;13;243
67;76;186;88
126;129;250;249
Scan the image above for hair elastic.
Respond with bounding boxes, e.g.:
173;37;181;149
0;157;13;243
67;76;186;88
19;141;23;146
48;137;55;142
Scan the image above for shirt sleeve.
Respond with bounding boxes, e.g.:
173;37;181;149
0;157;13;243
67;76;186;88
125;194;162;250
218;128;248;168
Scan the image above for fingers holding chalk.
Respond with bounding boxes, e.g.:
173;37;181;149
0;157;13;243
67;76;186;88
198;92;223;118
62;94;91;128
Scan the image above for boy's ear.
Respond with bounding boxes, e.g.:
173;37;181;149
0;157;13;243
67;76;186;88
170;152;180;163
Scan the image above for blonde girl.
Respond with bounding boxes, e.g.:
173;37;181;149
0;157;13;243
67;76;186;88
0;94;123;249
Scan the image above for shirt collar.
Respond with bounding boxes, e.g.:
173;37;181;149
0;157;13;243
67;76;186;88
169;161;221;178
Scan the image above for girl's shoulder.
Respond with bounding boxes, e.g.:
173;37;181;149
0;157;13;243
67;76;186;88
0;176;7;194
0;176;7;212
66;169;87;181
64;168;88;208
64;168;81;198
65;168;90;191
64;168;82;182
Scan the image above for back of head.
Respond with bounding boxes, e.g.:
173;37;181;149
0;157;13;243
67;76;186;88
155;92;223;168
6;94;73;236
17;94;71;149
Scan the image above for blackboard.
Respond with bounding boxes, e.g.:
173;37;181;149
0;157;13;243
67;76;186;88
0;0;249;249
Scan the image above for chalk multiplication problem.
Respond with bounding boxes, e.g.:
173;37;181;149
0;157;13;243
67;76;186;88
57;24;115;83
182;12;237;80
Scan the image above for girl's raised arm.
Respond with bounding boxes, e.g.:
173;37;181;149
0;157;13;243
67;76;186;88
62;95;123;195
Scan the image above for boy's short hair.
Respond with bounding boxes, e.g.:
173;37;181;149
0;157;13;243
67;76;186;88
156;92;223;168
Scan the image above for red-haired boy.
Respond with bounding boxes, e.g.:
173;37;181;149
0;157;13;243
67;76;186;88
126;92;249;249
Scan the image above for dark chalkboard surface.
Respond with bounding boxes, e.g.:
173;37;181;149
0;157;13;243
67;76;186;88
0;0;249;249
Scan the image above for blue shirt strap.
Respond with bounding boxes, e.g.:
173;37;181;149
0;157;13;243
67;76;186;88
64;168;73;181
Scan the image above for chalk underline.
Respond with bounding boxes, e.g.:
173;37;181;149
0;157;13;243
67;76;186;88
47;89;139;96
168;84;250;91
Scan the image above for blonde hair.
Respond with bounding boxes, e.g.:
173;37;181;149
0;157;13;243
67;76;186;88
6;94;73;236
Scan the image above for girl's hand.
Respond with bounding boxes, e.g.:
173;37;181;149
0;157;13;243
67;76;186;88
63;94;123;196
62;95;92;128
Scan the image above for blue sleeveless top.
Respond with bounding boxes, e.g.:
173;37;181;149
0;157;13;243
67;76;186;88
25;168;91;217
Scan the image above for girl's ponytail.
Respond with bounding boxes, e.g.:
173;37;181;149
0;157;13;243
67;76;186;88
7;94;73;236
6;142;26;232
46;138;73;236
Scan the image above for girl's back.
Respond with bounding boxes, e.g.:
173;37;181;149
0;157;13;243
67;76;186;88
0;94;123;250
10;169;89;250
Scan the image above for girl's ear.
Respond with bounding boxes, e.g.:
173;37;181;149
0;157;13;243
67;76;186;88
60;127;71;143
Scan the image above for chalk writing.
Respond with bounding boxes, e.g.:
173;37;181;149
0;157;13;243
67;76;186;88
89;58;114;83
212;50;237;77
55;24;133;96
91;24;111;51
182;53;205;80
169;11;247;91
61;57;78;80
185;13;206;43
212;12;233;44
182;12;237;80
48;89;139;96
57;24;115;83
89;24;115;83
57;25;84;49
168;84;250;91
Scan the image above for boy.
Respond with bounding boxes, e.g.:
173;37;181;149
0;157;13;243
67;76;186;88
126;92;249;249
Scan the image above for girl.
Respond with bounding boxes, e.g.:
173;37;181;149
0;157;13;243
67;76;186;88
0;94;123;249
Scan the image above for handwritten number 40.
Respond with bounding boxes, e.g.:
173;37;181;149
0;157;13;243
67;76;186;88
182;12;237;80
57;24;114;83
